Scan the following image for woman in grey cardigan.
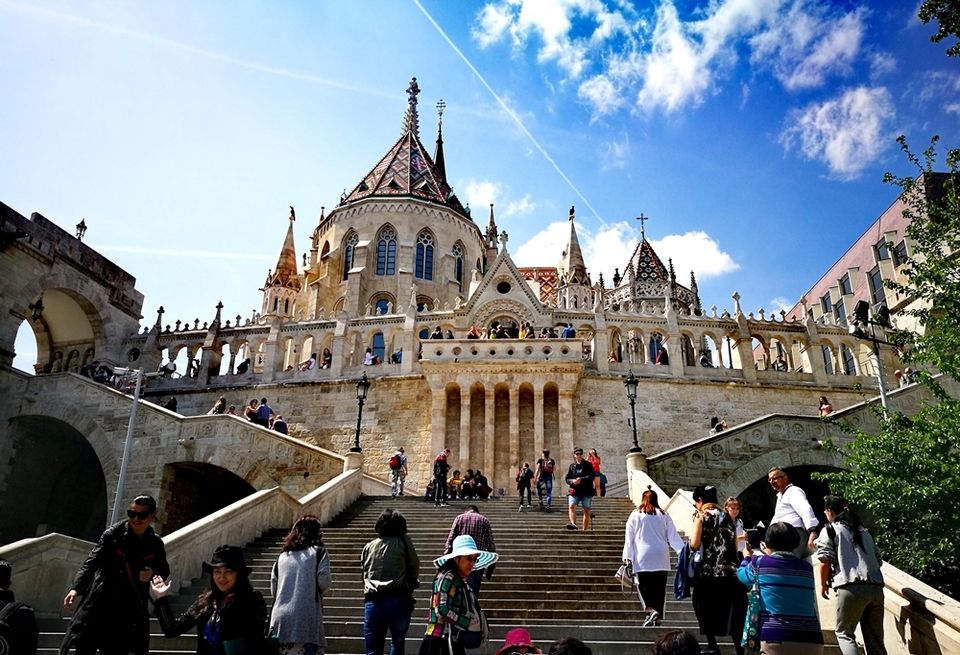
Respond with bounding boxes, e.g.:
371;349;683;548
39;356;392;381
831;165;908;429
270;515;333;655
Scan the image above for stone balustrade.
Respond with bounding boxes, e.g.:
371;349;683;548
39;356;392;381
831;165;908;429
422;338;586;363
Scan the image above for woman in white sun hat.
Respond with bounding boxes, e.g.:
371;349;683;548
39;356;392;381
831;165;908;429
418;535;498;655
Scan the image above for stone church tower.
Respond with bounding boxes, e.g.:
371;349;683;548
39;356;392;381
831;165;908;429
556;206;592;310
260;208;302;321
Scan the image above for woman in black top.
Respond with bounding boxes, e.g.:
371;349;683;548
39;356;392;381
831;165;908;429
150;545;266;654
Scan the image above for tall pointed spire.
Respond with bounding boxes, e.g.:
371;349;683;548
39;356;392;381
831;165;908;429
403;77;420;138
485;203;498;247
434;99;446;182
265;207;300;289
559;206;587;279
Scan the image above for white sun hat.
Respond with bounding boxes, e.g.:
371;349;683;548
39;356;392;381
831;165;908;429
434;535;499;571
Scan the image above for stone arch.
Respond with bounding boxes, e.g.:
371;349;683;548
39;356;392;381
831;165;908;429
369;292;396;316
0;414;108;542
607;327;624;363
158;462;256;535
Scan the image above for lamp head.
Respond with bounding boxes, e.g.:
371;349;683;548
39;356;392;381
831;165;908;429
356;372;370;400
623;371;639;400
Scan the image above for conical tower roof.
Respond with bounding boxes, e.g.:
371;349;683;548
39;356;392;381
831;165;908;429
559;205;588;284
264;210;301;291
621;238;669;285
340;79;468;218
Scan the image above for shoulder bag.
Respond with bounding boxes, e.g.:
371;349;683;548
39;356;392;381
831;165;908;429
741;556;762;653
450;583;488;650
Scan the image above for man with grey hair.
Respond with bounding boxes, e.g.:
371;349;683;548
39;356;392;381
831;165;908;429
768;467;819;556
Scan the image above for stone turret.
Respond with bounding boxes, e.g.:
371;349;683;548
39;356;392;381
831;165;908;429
484;204;499;272
556;206;592;310
260;208;302;321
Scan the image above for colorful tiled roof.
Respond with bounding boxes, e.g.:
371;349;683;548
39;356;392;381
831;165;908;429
518;267;559;305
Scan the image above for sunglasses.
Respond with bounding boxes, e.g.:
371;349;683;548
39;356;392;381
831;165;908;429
127;509;153;520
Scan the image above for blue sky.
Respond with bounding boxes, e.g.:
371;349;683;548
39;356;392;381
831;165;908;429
3;0;958;370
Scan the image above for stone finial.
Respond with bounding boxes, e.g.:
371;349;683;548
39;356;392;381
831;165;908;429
317;308;325;319
155;306;165;329
732;291;742;316
711;305;718;318
758;308;765;320
780;309;786;322
193;319;200;330
498;231;509;249
175;320;181;331
236;314;242;325
454;297;462;310
403;77;421;137
298;310;305;321
386;302;394;314
365;303;372;316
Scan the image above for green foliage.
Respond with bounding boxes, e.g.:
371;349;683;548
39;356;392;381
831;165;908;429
920;0;960;57
821;394;960;598
882;136;960;380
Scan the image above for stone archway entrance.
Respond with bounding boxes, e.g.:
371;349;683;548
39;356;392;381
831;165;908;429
159;463;256;535
0;416;107;544
736;465;842;531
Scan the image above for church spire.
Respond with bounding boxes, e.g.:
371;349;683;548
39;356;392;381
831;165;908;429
273;208;299;282
403;77;420;138
434;99;447;182
559;206;587;279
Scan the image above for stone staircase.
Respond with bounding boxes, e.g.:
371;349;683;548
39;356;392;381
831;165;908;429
37;495;838;653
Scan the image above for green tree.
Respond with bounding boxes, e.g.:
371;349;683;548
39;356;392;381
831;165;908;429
920;0;960;57
821;137;960;598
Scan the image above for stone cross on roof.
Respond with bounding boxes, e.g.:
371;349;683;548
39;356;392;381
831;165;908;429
637;213;649;239
403;77;420;138
499;231;509;248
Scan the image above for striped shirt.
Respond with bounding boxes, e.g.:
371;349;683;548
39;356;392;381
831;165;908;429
424;570;471;637
737;554;824;644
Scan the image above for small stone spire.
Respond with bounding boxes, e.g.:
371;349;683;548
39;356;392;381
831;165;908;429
434;99;446;181
403;77;421;138
485;204;498;247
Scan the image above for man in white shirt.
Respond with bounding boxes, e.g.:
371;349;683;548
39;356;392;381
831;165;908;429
768;466;819;556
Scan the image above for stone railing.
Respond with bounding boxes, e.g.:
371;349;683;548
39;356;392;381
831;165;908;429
0;466;363;617
630;464;960;655
422;338;586;364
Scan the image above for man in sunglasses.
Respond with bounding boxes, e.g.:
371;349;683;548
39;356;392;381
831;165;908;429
60;495;169;655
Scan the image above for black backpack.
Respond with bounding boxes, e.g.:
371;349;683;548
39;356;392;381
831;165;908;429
0;600;25;655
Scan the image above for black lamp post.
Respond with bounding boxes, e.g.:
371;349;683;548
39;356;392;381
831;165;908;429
350;372;371;453
29;295;44;322
624;371;642;453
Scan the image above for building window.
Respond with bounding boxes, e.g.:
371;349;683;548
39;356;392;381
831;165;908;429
893;240;908;266
875;239;890;261
841;344;856;375
822;343;834;375
834;297;846;326
375;298;389;315
452;242;464;291
416;232;434;280
343;232;358;281
372;332;385;363
821;294;832;315
868;266;886;305
376;227;396;276
840;274;852;295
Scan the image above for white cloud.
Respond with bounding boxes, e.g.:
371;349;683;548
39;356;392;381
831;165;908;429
649;231;739;279
514;222;738;286
769;296;795;312
946;103;960;116
869;52;897;79
472;0;633;78
476;0;868;118
504;194;537;216
463;180;502;209
600;133;630;169
781;86;893;179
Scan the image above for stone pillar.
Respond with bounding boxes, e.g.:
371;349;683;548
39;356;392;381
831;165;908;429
626;452;649;505
261;319;281;383
534;386;544;456
735;337;757;383
594;329;610;373
459;386;471;468
227;347;237;377
431;389;446;456
668;333;684;378
509;386;520;470
484;386;495;479
559;389;575;455
344;451;364;472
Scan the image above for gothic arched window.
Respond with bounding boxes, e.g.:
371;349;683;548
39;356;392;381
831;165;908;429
342;232;359;281
415;231;434;280
452;242;464;291
376;226;397;276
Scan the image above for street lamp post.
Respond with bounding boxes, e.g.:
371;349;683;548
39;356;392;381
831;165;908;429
350;372;371;453
849;300;891;417
110;367;145;524
624;371;642;453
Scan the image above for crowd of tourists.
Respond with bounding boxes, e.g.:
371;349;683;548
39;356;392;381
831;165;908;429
26;454;886;655
428;321;579;340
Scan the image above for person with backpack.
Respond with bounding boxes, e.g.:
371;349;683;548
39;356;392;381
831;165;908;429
815;496;886;655
0;558;38;655
534;450;556;510
688;485;746;655
433;449;451;507
389;447;408;498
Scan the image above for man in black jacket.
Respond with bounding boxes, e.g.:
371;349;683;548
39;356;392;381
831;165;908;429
0;558;38;655
60;495;169;655
565;448;595;531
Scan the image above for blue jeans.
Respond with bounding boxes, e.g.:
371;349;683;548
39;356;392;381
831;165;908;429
364;595;413;655
538;477;553;505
